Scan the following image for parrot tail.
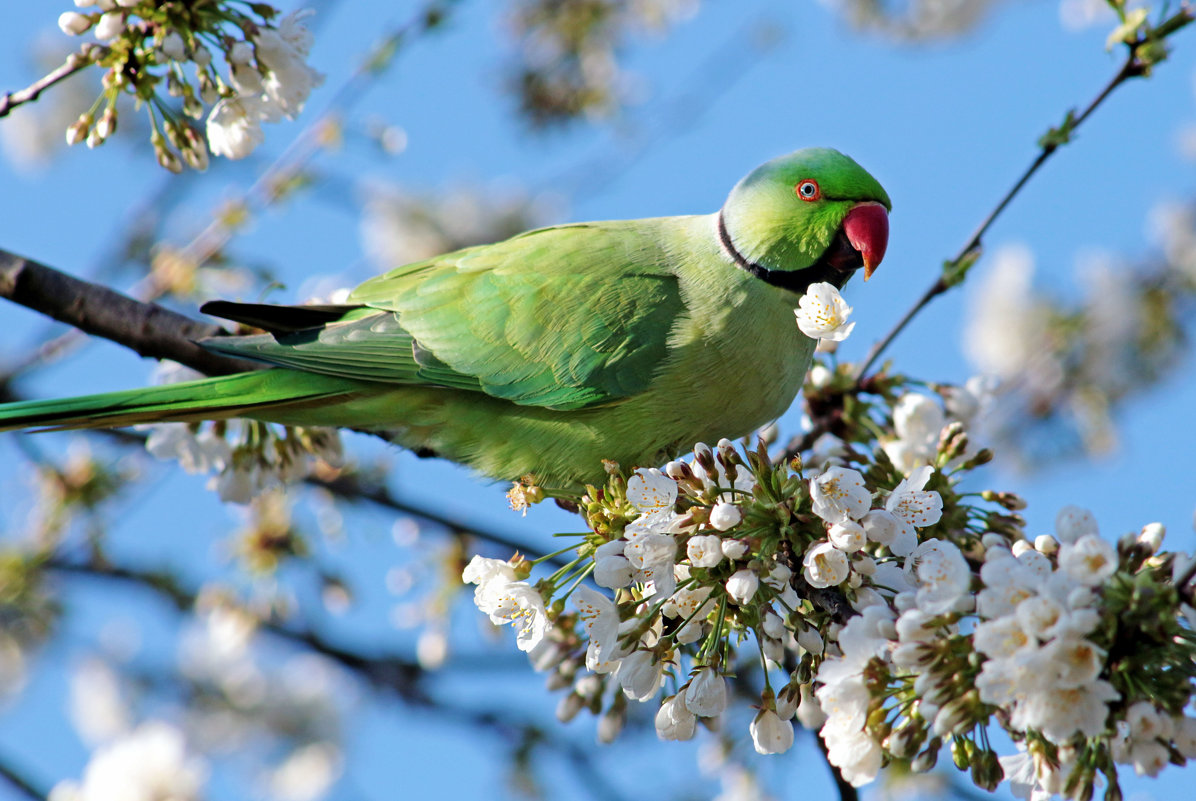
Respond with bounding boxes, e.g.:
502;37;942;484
0;369;368;433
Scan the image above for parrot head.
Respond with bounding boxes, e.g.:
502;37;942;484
718;147;891;291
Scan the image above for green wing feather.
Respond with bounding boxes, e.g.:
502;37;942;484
204;221;684;411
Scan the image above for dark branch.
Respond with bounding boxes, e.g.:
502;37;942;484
815;734;859;801
312;472;569;566
42;556;632;801
0;752;49;801
0;249;261;377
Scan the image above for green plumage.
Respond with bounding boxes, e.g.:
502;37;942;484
0;148;891;488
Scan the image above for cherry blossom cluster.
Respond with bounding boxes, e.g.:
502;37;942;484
145;418;342;504
463;361;1196;799
55;2;321;169
815;505;1196;800
138;362;343;504
465;436;957;756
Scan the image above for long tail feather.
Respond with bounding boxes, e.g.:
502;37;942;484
0;370;367;433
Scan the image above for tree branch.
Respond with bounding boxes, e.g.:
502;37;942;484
0;753;49;801
780;9;1194;461
41;556;633;801
0;46;104;119
312;472;571;566
0;248;262;377
849;16;1190;384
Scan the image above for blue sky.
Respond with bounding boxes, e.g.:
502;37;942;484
1;2;1195;800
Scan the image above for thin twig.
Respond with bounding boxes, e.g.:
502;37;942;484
180;0;462;270
42;556;632;801
0;46;104;119
311;472;568;566
0;753;48;801
44;557;429;696
780;12;1193;461
851;21;1186;384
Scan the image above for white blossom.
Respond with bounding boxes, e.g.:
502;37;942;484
750;708;795;754
573;585;620;667
973;616;1033;659
628;467;676;511
94;12;125;40
828;520;866;552
686;534;724;568
708;500;742;531
685;667;727;717
594;553;634;588
58;12;91;35
268;742;342;801
905;539;971;615
810;466;871;524
1015;679;1119;743
721;538;749;560
1055;505;1099;543
69;659;131;746
802;542;849;588
884;393;945;470
796;281;856;341
1057;534;1117;586
617;650;663;701
821;724;883;787
51;721;207;801
463;556;550;652
655;694;697;740
725;569;759;604
207;96;265;160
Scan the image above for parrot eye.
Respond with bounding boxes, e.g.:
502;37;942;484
796;179;821;202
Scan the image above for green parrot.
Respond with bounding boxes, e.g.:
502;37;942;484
0;147;890;488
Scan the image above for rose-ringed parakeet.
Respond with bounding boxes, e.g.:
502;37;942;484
0;147;890;488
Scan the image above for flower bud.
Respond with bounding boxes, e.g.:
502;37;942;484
556;692;584;722
1138;522;1165;554
971;748;1002;792
951;737;972;770
94;11;125;40
750;708;794;754
597;703;625;743
655;694;696;740
911;739;941;772
937;420;968;462
684;667;727;717
58;11;92;35
725;569;759;605
795;683;826;729
160;31;186;61
693;442;717;477
65;113;92;146
709;501;741;531
796;626;823;655
664;460;692;481
720;538;748;560
1033;534;1058;555
961;448;993;469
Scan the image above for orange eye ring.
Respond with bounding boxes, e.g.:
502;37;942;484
795;179;821;202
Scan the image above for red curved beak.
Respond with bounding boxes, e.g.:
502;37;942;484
842;202;889;280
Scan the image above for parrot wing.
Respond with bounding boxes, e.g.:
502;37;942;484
202;222;685;411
